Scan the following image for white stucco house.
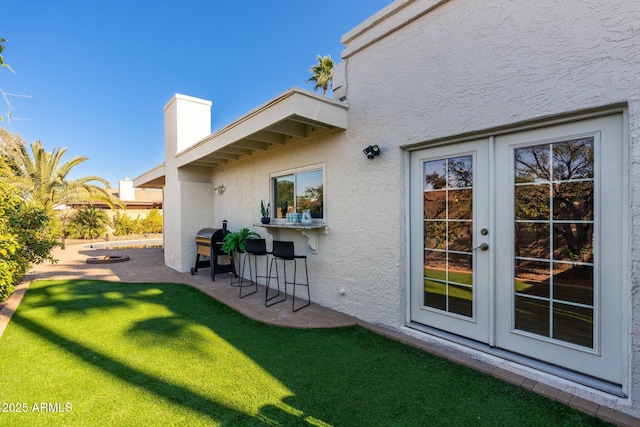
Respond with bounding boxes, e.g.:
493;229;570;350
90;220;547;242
134;0;640;419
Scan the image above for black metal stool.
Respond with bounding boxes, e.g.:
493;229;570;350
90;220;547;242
267;240;310;311
239;238;272;299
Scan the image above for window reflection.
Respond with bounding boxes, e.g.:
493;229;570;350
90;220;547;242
448;222;472;252
514;185;550;220
424;191;446;219
552;139;594;181
515;260;550;298
449;284;473;317
515;222;550;259
274;175;294;219
553;182;593;221
273;169;324;219
553;303;593;348
552;263;593;305
424;279;446;311
424;159;447;190
515;145;550;183
423;155;474;318
553;223;593;263
424;222;446;250
448;189;472;219
513;137;595;348
515;296;550;337
296;170;323;218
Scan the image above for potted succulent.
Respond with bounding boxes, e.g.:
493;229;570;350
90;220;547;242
221;228;260;259
260;200;271;224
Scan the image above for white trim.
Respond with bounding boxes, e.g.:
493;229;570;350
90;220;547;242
175;88;347;169
269;162;327;224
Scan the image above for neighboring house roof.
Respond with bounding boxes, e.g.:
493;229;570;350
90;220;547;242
134;87;348;189
66;188;163;210
106;188;162;203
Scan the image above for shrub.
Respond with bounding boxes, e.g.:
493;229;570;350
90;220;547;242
0;181;60;302
112;209;162;235
67;206;109;239
0;182;20;301
112;211;135;236
140;209;162;234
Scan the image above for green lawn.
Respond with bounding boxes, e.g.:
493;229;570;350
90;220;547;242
0;280;611;426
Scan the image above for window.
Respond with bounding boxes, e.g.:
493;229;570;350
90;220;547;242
272;165;324;220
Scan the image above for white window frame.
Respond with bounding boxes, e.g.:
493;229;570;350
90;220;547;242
270;162;326;224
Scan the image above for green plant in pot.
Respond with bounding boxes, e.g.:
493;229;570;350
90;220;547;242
260;200;270;224
221;228;260;258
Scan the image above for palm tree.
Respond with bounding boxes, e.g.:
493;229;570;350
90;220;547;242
2;133;122;210
307;55;335;96
67;205;110;239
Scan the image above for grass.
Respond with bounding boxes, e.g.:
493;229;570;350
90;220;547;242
0;280;612;426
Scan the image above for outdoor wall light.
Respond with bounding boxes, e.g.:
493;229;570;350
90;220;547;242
214;185;226;194
363;145;380;160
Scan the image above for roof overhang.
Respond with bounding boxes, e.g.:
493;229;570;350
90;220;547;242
133;87;348;189
133;163;165;188
175;87;348;169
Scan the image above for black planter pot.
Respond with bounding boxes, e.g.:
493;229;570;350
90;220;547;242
261;217;271;224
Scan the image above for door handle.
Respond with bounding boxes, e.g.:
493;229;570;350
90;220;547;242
474;243;489;251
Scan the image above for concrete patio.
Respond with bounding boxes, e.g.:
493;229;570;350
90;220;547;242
0;242;637;426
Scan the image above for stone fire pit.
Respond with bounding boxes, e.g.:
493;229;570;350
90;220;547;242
86;255;130;264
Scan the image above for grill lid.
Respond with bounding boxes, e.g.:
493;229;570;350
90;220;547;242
195;227;229;247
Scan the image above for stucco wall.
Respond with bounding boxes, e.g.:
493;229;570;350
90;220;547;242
209;131;406;327
163;95;214;273
342;0;640;415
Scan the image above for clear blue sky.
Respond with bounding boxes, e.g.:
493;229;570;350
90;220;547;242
2;0;391;188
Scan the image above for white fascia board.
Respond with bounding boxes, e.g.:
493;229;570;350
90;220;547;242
175;87;348;168
341;0;450;59
133;163;166;188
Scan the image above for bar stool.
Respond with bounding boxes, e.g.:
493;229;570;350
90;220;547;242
267;240;310;311
239;239;272;299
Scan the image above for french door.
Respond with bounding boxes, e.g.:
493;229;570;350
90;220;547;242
410;114;625;384
410;139;491;343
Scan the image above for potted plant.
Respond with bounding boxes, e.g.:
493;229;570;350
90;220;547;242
260;200;270;224
221;228;260;259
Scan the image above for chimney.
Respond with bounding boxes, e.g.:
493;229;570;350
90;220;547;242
164;94;212;157
119;178;136;201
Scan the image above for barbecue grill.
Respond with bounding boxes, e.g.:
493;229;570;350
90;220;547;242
190;220;236;281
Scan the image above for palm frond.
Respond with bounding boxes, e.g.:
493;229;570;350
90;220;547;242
1;131;122;209
307;54;335;96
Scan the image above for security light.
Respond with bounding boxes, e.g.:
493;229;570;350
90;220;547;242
363;145;380;160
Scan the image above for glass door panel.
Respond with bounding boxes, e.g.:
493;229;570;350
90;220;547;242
423;156;474;317
410;139;490;343
513;138;595;348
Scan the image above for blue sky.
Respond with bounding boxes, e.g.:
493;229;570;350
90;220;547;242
2;0;391;187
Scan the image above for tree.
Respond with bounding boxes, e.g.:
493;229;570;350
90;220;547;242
0;37;14;122
307;55;334;96
1;129;123;210
0;38;27;122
